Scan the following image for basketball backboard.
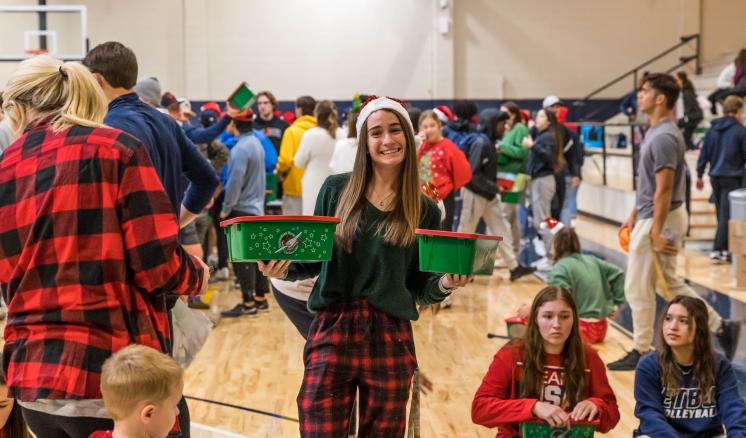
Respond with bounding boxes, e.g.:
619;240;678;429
0;5;87;61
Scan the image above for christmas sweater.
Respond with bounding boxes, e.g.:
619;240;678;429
417;137;472;201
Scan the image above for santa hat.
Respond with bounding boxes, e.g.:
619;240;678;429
540;217;565;235
433;105;455;124
356;96;412;138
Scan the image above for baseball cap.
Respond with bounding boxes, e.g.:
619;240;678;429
200;101;223;117
161;92;180;110
179;98;195;117
232;108;254;123
542;95;561;108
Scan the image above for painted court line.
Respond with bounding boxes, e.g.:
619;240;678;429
185;395;299;423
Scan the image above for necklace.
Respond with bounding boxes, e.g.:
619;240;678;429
370;188;395;208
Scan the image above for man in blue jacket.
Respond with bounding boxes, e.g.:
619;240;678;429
696;96;746;263
83;40;218;438
83;41;218;230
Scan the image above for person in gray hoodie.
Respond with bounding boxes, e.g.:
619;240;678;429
220;109;268;317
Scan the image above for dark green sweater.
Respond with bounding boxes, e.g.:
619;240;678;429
286;173;448;320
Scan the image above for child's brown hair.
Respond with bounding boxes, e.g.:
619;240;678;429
552;226;581;262
100;344;183;420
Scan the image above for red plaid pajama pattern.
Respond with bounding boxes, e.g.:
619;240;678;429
298;299;417;437
0;119;204;401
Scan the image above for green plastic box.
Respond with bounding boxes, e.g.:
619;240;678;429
266;172;279;202
498;173;529;205
221;215;340;262
505;316;526;339
415;229;502;276
520;421;596;438
501;191;524;204
227;82;256;110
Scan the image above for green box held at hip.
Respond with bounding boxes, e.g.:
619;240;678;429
497;173;529;205
520;421;596;438
415;229;502;276
227;82;256;110
221;216;340;262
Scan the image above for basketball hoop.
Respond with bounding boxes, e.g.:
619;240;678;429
25;49;49;56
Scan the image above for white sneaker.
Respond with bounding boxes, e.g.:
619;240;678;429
709;251;721;261
532;237;547;257
215;267;230;281
532;257;553;272
207;254;219;267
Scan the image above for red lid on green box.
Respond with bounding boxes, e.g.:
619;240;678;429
221;215;341;227
415;229;503;241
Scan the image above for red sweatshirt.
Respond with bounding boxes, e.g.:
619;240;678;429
417;137;472;200
471;342;619;437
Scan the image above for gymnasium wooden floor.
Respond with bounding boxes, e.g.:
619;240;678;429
185;245;639;437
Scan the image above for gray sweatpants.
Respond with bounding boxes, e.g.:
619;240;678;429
529;175;556;256
457;188;518;270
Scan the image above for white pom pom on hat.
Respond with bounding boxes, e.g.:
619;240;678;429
539;217;565;235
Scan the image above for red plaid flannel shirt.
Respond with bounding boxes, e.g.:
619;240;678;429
0;119;204;401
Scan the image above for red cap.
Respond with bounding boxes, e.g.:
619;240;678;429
540;217;565;235
232;108;254;122
434;105;456;122
200;101;223;117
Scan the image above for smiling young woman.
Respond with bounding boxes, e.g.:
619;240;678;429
258;96;473;437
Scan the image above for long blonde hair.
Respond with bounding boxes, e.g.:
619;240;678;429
2;55;106;136
335;109;423;251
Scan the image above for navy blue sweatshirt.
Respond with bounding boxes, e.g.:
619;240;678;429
697;116;746;179
105;93;218;216
634;352;746;438
526;130;556;178
183;115;231;145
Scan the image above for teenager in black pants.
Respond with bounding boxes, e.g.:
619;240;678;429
696;96;746;263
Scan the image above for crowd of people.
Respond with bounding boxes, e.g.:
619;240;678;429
0;38;743;438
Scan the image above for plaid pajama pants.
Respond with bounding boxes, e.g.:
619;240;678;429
298;299;417;437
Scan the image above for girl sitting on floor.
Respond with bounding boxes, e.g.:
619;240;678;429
472;286;619;437
634;295;746;437
516;226;625;344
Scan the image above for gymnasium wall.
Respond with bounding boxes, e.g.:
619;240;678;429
0;0;743;102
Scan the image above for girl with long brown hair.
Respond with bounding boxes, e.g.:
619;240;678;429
259;96;472;436
472;287;619;437
634;295;746;437
524;108;566;263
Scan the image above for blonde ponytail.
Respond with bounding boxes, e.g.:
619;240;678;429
2;55;106;135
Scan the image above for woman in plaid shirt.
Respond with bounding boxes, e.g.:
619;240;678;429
0;55;208;437
260;97;473;437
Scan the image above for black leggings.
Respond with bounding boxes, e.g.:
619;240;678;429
228;211;269;302
22;407;114;438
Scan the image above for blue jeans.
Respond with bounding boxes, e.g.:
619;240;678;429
560;176;578;226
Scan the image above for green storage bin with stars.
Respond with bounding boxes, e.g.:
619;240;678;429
220;216;341;262
519;421;596;438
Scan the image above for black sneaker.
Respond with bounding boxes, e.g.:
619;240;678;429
220;303;258;318
254;299;269;311
607;349;644;371
717;319;741;361
188;296;210;310
510;265;537;282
